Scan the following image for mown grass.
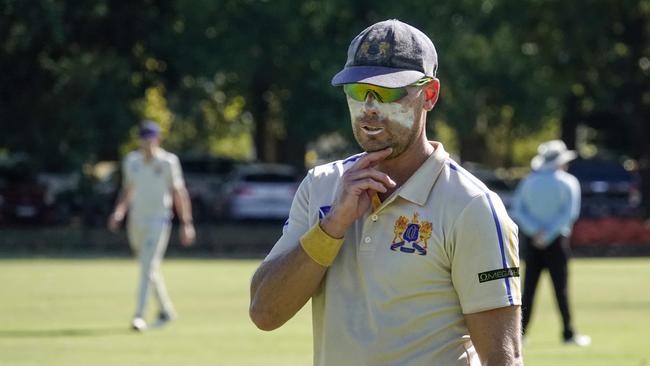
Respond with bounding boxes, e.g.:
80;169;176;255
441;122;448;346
0;257;647;365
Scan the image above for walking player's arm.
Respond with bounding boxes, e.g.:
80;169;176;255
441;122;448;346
250;148;396;331
108;187;133;231
172;186;193;225
172;186;195;246
170;156;194;246
464;305;523;366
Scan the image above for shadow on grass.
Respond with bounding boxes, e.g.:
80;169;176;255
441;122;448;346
0;327;132;338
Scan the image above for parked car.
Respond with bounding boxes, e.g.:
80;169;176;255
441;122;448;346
216;163;299;221
568;158;641;218
0;158;55;225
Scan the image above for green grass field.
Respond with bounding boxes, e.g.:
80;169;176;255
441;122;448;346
0;257;648;365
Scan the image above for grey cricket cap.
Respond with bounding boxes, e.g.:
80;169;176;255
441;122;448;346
331;19;438;88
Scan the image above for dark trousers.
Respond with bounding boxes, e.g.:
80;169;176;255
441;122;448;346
521;235;575;340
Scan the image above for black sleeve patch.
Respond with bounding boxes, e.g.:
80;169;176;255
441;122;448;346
478;267;519;283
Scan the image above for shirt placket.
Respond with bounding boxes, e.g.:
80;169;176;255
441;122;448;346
358;193;397;253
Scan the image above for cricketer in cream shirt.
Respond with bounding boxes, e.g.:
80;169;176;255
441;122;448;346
123;149;185;221
266;143;521;366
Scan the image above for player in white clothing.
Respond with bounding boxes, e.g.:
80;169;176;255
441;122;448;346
109;120;195;331
250;20;522;365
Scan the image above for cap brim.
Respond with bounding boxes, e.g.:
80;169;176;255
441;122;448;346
331;66;425;88
140;132;160;140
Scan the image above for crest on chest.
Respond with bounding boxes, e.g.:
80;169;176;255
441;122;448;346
390;212;432;256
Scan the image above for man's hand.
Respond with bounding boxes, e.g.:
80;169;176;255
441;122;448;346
532;230;546;249
107;211;124;232
321;148;396;238
179;222;195;247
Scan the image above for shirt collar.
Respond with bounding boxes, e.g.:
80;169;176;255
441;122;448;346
397;141;449;206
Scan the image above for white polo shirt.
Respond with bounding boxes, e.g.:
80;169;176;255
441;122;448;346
122;148;185;221
266;142;521;366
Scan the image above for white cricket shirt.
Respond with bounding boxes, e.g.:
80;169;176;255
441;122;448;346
266;142;521;366
122;148;184;221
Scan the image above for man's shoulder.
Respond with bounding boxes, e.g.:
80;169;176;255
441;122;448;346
124;151;142;164
438;160;514;221
443;160;491;200
157;149;180;165
309;152;365;179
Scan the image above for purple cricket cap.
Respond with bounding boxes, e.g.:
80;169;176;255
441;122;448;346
139;120;161;140
331;19;438;88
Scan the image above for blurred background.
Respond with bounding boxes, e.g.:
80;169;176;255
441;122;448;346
1;0;648;254
0;1;649;365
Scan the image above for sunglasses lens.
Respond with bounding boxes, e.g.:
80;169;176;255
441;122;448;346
343;84;407;103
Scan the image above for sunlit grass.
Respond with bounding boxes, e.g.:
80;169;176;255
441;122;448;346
0;257;647;365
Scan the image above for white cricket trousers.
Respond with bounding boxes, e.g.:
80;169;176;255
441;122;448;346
127;218;175;318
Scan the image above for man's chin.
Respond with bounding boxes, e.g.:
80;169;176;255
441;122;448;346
364;145;391;154
363;146;400;160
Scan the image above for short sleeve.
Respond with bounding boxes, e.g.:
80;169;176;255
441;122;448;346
264;173;312;262
450;193;521;314
168;154;185;190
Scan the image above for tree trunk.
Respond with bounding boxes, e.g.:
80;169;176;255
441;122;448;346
459;131;486;164
633;111;650;219
561;93;578;149
251;74;271;162
280;123;307;172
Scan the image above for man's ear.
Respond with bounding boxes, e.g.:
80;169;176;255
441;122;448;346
423;79;440;111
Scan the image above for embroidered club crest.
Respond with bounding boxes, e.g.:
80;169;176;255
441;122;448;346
390;213;432;256
357;40;391;63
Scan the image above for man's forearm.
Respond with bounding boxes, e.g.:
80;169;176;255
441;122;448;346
112;189;132;219
482;350;524;366
173;188;193;223
249;244;328;331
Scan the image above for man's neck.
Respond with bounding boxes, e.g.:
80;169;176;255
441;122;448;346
142;147;159;162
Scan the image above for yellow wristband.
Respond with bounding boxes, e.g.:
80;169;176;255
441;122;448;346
300;222;344;267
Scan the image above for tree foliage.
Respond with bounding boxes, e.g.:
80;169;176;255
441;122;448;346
1;1;648;196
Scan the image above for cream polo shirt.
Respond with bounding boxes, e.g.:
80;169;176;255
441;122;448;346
266;142;521;366
122;149;185;221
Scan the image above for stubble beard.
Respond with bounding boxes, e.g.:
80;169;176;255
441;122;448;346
352;118;420;159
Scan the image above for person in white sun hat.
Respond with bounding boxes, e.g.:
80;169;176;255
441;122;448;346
511;139;591;347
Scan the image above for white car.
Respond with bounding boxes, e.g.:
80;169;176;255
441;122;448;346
220;164;299;221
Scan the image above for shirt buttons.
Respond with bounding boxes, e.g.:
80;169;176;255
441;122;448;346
364;237;372;244
371;214;378;222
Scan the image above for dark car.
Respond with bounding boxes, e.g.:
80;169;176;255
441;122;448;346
568;158;641;218
0;159;54;225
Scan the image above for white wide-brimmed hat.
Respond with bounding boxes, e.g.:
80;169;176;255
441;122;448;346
531;140;577;171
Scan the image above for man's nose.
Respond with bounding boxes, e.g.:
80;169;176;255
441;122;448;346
363;92;379;115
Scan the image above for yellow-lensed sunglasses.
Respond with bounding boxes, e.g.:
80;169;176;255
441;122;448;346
343;77;433;103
